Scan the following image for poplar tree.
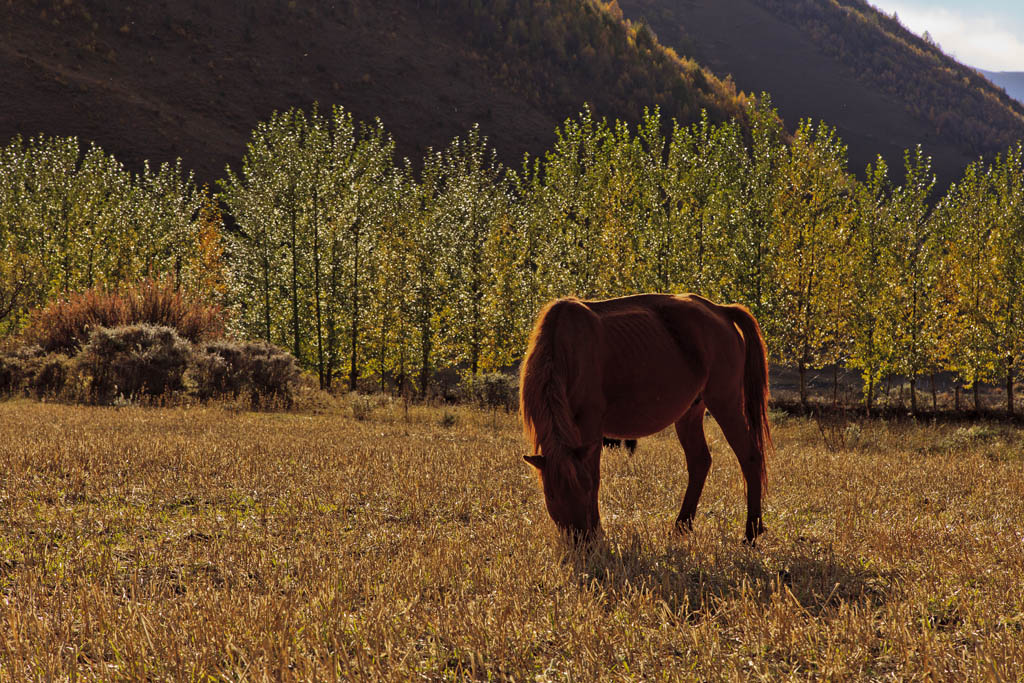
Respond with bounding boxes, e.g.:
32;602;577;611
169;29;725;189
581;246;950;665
848;157;894;411
882;147;940;414
765;120;853;406
937;159;998;410
987;145;1024;414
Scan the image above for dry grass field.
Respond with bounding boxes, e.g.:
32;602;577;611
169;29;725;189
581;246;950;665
2;397;1024;681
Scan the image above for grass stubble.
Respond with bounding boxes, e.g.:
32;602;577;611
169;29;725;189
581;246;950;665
1;397;1023;681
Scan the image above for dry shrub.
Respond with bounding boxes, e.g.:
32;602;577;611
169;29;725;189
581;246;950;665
349;393;375;421
28;354;72;397
25;288;129;353
189;340;300;407
25;279;224;354
460;371;518;411
0;346;38;395
76;324;192;403
0;346;75;398
124;279;225;344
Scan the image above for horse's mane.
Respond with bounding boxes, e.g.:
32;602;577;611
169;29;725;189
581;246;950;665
519;299;584;460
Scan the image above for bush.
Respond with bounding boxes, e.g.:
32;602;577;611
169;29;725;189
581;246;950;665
124;279;225;344
29;354;72;398
460;371;518;411
189;340;300;407
25;279;225;354
76;324;192;403
0;347;36;396
0;346;74;398
26;289;128;354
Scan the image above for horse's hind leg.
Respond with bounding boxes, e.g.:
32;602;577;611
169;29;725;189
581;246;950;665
674;400;711;533
705;398;765;543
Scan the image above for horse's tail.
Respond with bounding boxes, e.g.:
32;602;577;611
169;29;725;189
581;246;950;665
519;299;584;459
724;304;772;489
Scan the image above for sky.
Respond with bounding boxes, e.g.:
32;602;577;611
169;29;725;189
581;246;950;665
868;0;1024;72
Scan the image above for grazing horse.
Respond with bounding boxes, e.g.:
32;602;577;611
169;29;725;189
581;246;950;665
519;293;772;543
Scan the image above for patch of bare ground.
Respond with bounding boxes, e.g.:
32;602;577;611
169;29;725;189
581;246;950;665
1;398;1023;679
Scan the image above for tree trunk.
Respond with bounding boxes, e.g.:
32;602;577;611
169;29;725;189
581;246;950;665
909;376;918;415
974;382;981;413
1007;355;1015;416
262;258;272;343
954;383;961;412
324;260;339;391
349;219;361;392
419;318;431;399
349;296;359;391
866;376;874;416
289;206;300;363
930;372;937;412
311;189;325;390
832;364;839;406
798;361;807;409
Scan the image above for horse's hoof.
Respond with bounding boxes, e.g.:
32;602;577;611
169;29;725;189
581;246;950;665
744;522;766;546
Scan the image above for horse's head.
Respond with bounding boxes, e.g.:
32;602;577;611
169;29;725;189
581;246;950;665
524;443;601;540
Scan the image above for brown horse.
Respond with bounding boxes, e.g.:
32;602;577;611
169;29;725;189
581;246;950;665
519;293;772;543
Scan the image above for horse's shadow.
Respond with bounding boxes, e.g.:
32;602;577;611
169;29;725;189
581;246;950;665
567;532;896;619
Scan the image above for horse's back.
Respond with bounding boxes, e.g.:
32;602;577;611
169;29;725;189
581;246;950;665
587;294;740;368
585;294;730;438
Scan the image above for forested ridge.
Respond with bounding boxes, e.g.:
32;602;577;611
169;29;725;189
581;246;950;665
0;0;747;182
748;0;1024;153
4;99;1024;413
441;0;748;126
617;0;1024;184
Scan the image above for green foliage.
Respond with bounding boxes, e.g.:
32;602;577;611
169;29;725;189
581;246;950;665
766;120;855;402
0;135;220;334
220;105;395;392
10;92;1024;412
207;100;1024;412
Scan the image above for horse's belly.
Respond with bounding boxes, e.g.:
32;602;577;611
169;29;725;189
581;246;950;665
598;314;703;439
601;382;698;439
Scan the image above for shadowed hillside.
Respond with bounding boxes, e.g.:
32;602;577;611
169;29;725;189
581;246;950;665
0;0;747;180
981;70;1024;106
618;0;1024;185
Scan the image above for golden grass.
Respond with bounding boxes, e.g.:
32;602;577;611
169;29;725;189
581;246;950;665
1;398;1024;680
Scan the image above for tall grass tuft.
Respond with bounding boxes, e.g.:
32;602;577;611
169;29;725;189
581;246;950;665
25;279;225;354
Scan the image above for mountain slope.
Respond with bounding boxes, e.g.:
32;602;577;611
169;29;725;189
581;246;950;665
981;71;1024;106
618;0;1024;185
0;0;747;181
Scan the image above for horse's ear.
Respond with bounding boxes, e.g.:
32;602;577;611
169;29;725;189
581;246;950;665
523;454;546;470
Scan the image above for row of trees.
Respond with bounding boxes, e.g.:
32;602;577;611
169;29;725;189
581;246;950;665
4;99;1024;411
216;100;1024;412
0;136;224;336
